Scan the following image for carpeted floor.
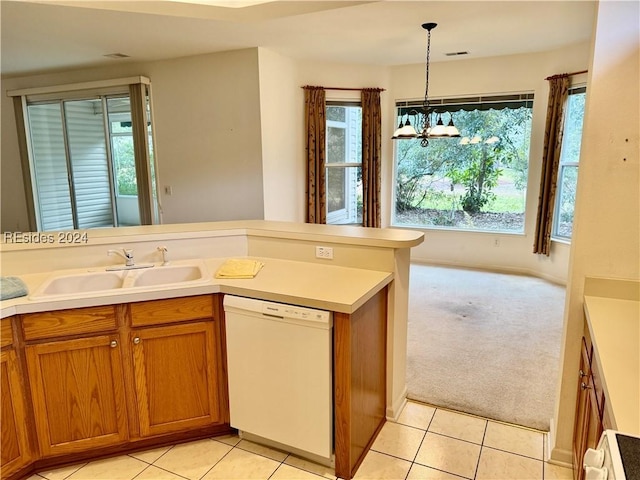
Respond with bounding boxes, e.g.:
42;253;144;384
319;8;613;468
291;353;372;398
406;264;566;431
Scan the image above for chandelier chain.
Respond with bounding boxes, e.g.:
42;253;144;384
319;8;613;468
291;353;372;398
421;26;433;147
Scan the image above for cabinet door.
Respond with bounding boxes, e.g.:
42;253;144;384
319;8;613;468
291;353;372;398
26;335;128;456
131;321;221;437
572;340;590;480
1;349;32;477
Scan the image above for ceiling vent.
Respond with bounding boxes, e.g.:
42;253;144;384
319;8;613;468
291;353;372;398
445;51;469;57
104;53;130;59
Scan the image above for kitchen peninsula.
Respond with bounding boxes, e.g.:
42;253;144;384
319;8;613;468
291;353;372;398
0;221;424;480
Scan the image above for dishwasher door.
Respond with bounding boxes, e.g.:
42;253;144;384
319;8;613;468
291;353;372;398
223;295;333;460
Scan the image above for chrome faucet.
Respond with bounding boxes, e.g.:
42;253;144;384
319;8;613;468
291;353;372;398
157;246;169;266
108;248;135;267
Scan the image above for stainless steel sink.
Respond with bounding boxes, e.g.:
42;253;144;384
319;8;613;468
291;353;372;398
29;260;211;300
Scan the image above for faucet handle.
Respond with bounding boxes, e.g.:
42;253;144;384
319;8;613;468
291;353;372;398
157;246;169;265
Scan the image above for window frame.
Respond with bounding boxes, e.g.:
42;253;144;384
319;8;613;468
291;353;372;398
8;77;159;230
551;85;586;242
325;101;363;226
391;93;534;234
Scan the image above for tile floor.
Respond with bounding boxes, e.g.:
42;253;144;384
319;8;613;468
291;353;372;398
28;401;574;480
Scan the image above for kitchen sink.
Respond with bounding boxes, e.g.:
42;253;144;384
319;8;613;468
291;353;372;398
30;271;126;298
29;260;211;300
128;262;209;287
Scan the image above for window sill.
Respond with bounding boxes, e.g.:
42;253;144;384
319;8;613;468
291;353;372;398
390;223;525;236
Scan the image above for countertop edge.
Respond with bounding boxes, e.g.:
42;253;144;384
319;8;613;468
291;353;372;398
1;258;394;317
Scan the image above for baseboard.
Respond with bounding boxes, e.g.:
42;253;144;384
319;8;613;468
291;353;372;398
386;386;408;421
410;258;567;286
547;417;574;467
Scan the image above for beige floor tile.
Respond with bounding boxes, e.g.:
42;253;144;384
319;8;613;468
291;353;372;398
201;448;280;479
371;421;426;461
135;465;187;479
428;409;487;445
25;476;46;480
476;447;543;480
407;463;469;480
152;438;231;480
544;462;574;479
214;433;241;447
483;421;544;460
271;463;327;479
397;401;436;430
66;455;148;480
129;445;172;464
414;432;481;479
236;439;289;462
352;451;412;480
36;463;86;480
284;455;336;479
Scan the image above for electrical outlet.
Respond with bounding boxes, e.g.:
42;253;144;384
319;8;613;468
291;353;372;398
494;238;500;247
315;246;334;259
164;185;173;195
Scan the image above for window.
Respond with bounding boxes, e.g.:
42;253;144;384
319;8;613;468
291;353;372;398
392;94;534;232
552;86;586;240
11;78;158;230
326;102;362;225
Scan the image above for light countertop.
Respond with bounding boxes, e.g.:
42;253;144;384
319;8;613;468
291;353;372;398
583;295;640;435
1;257;393;318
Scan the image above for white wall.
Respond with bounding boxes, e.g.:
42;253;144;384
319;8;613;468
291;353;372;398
1;48;264;231
257;48;303;222
552;0;639;462
389;42;592;284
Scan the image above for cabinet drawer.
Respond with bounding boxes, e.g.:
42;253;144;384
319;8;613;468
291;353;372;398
22;306;117;341
1;317;13;348
130;295;213;327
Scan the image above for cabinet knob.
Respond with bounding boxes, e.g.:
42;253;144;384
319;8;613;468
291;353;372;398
581;381;591;390
110;340;118;348
133;337;141;345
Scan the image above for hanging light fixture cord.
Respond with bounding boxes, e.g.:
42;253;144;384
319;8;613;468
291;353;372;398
421;22;437;147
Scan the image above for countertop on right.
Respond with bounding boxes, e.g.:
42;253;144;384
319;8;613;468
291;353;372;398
583;295;640;435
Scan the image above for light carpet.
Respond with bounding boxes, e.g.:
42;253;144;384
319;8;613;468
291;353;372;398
406;264;566;431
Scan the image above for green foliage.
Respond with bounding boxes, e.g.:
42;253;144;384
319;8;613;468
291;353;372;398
394;105;532;221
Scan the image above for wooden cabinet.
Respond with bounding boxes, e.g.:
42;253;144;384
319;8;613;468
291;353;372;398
19;295;227;468
128;295;223;437
572;335;606;480
1;317;32;478
131;321;222;436
25;334;129;457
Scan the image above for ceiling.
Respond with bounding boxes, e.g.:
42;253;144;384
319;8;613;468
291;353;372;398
1;0;597;78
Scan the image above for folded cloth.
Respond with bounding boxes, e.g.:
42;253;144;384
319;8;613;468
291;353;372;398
1;276;29;301
215;259;264;279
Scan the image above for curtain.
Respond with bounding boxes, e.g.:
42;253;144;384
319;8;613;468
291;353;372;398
304;86;326;224
361;89;382;228
533;76;569;255
129;82;154;225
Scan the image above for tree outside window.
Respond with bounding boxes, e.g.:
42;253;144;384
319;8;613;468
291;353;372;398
393;96;533;232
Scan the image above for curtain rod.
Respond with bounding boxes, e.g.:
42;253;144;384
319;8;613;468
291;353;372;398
545;69;588;81
302;85;385;92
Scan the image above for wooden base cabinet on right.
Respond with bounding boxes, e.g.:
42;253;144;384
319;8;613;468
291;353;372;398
572;331;608;480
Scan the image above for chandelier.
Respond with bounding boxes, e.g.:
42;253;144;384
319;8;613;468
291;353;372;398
392;23;460;146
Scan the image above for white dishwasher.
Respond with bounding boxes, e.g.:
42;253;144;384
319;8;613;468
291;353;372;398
223;295;333;463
